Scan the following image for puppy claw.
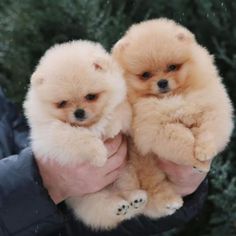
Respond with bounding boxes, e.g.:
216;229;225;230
193;166;206;174
196;152;213;162
193;163;210;173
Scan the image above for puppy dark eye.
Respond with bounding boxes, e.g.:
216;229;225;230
167;64;180;72
57;100;67;108
85;94;98;101
141;72;152;80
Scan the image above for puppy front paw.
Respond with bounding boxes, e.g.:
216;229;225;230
195;142;216;162
193;162;210;173
90;143;108;167
192;143;215;173
105;121;122;139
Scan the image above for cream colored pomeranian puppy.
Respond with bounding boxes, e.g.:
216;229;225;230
112;18;234;218
24;40;148;230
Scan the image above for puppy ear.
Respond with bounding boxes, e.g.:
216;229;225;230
176;31;195;43
112;38;129;59
30;71;44;86
93;57;110;71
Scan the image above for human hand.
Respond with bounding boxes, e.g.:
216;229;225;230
156;158;208;196
36;134;127;204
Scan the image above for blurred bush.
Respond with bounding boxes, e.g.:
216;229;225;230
0;0;235;235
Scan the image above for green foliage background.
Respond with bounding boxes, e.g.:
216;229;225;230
0;0;235;235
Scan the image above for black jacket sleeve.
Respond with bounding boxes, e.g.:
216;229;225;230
0;89;64;236
0;148;64;236
0;88;28;159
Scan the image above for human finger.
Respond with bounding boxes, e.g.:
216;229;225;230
104;133;123;157
102;137;127;174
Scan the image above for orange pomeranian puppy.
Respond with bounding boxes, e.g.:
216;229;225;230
112;18;234;218
24;40;148;230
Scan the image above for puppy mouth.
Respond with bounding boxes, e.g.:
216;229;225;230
72;117;88;124
70;122;80;127
76;117;87;122
69;120;90;127
159;88;170;94
70;115;100;128
63;116;89;127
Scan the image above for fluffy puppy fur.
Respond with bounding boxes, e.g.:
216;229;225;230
24;40;146;230
112;18;234;218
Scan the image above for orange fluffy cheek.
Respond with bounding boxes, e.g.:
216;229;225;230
126;74;154;96
79;101;107;127
172;69;189;89
49;106;76;123
166;75;180;90
85;102;105;120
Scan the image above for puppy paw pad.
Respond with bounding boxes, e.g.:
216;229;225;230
129;191;147;210
116;201;130;216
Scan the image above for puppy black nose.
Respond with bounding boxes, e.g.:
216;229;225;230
74;109;86;120
157;79;168;89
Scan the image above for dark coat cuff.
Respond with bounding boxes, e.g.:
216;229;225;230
0;148;64;236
